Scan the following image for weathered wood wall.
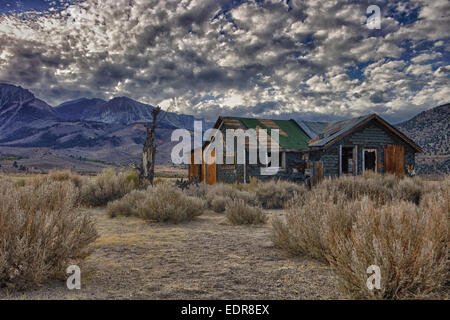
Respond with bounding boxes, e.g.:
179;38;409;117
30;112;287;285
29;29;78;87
313;119;416;177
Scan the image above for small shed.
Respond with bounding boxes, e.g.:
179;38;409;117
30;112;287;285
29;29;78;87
305;114;422;178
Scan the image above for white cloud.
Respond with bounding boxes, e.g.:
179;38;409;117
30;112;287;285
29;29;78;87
0;0;448;123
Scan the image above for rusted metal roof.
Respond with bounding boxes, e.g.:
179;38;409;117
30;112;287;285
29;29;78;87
308;114;423;152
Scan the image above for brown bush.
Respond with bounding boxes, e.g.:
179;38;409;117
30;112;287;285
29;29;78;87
237;178;307;209
204;183;258;209
271;188;355;261
184;183;208;199
0;179;98;290
48;169;83;188
327;194;449;299
210;196;228;213
80;168;137;207
272;173;449;299
107;184;206;223
225;199;267;225
107;189;147;218
254;179;307;209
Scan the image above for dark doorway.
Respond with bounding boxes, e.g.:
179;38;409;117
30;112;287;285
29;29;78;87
342;147;354;174
364;149;377;171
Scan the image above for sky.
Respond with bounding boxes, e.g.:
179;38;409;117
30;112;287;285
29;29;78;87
0;0;448;123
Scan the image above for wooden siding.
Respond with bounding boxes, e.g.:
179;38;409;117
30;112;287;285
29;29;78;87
384;144;405;178
318;119;416;177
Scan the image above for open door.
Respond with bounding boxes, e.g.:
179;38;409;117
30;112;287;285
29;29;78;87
384;144;405;178
206;148;216;185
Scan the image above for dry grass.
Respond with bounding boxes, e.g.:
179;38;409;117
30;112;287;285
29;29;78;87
108;184;206;223
80;168;139;207
272;173;449;299
48;169;83;188
237;178;307;209
271;188;354;262
327;194;449;299
190;179;306;211
225;199;267;225
0;178;98;290
210;196;228;213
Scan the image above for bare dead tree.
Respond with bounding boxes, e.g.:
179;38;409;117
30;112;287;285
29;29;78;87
141;106;161;186
136;98;179;187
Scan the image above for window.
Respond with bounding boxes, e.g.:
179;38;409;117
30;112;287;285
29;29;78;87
363;148;377;172
341;147;354;174
339;146;358;176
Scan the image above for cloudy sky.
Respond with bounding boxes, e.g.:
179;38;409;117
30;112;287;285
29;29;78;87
0;0;448;122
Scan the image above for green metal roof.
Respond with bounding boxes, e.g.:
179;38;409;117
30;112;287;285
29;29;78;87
226;117;311;149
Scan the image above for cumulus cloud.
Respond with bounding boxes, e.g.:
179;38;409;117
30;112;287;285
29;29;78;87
0;0;448;123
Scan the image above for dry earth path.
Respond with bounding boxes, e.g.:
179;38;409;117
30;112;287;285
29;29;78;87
2;209;340;300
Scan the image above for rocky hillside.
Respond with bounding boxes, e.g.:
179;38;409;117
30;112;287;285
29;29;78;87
0;83;59;135
397;103;449;175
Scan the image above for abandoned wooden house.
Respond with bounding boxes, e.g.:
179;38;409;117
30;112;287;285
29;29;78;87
188;114;422;184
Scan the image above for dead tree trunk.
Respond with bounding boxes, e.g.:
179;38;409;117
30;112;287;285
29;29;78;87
142;106;161;186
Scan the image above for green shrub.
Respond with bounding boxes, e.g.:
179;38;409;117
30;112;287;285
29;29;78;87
125;169;139;188
14;178;26;187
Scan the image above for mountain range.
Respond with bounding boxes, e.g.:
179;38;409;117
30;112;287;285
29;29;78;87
0;83;210;171
0;83;448;175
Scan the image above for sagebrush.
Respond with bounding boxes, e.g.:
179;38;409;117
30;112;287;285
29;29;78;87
0;178;98;290
108;184;205;223
272;173;449;299
225;199;267;225
80;168;138;207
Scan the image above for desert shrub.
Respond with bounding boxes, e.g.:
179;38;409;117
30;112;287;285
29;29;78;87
204;183;258;209
107;184;205;223
124;169;139;188
327;194;449;299
14;178;26;187
254;179;307;209
225;199;267;225
184;183;208;199
153;177;170;186
210;196;228;213
0;179;98;290
318;172;431;205
107;189;147;218
48;169;83;188
80;168;137;207
271;188;356;261
272;174;449;299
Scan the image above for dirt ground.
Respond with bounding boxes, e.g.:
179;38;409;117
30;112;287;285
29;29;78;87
1;208;341;300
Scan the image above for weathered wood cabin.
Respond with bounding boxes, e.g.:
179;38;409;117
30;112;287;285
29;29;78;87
189;114;422;184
